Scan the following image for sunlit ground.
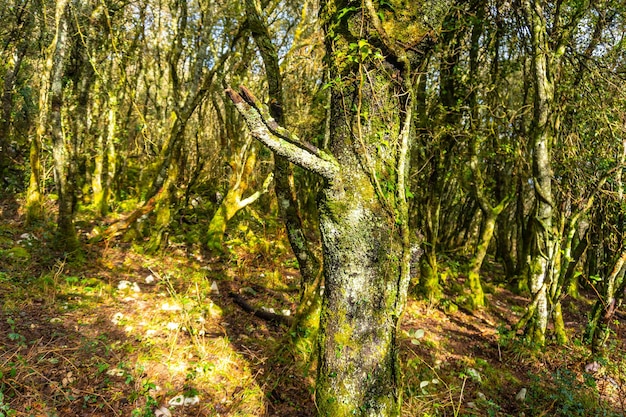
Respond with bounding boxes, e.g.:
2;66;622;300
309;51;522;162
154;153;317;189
1;204;626;416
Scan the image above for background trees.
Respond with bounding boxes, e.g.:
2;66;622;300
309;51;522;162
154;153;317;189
1;0;626;415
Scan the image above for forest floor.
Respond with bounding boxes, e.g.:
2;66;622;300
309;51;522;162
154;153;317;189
1;197;626;416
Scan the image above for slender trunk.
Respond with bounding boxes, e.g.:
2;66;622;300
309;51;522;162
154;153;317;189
586;142;626;351
587;250;626;352
49;0;78;252
206;142;272;250
522;0;557;345
418;194;442;301
245;0;321;289
93;94;117;215
466;211;495;309
25;136;44;223
0;41;28;181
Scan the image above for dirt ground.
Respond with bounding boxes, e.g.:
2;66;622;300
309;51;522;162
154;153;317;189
1;197;625;416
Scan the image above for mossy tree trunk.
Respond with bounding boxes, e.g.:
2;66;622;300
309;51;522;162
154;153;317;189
519;0;592;345
521;0;561;346
415;6;465;303
92;93;118;216
227;1;435;414
206;139;273;250
26;2;53;224
466;135;510;310
48;0;79;253
0;37;28;184
586;142;626;352
586;250;626;352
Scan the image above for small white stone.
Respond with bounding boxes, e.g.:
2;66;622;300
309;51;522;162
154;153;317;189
145;274;155;284
210;281;219;295
106;368;125;377
516;388;527;402
117;280;131;290
585;361;602;373
466;368;482;383
161;302;182;311
168;395;184;406
183;395;200;405
111;313;124;325
281;309;291;316
154;406;172;417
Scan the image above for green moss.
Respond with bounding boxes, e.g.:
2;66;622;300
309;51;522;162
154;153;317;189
2;247;31;262
466;271;485;310
334;321;355;348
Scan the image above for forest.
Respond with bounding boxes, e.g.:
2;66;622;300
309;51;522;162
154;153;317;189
0;0;626;415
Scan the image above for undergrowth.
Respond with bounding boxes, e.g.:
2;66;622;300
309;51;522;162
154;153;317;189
1;204;626;416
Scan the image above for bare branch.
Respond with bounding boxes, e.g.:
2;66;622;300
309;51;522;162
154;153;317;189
225;87;339;181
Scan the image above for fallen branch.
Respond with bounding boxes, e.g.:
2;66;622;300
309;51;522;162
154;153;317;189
228;291;294;327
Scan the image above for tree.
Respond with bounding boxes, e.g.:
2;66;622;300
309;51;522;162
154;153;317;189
226;0;447;413
47;0;79;252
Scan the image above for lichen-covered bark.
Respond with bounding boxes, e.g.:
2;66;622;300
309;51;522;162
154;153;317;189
49;0;79;253
314;1;416;413
228;0;436;413
522;0;557;346
316;159;407;416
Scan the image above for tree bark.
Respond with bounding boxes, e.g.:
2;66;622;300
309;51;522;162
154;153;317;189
49;0;79;253
522;0;558;345
226;2;429;413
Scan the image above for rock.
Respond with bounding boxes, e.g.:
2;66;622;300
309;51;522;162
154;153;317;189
466;368;482;383
168;394;200;406
585;361;602;373
168;395;184;406
210;281;219;295
477;392;486;401
154;406;172;417
161;302;182;311
516;387;527;402
117;280;131;290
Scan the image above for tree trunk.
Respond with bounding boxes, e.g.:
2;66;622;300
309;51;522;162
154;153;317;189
49;0;79;253
0;40;28;182
227;3;428;414
244;0;323;365
522;0;557;345
206;140;272;250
